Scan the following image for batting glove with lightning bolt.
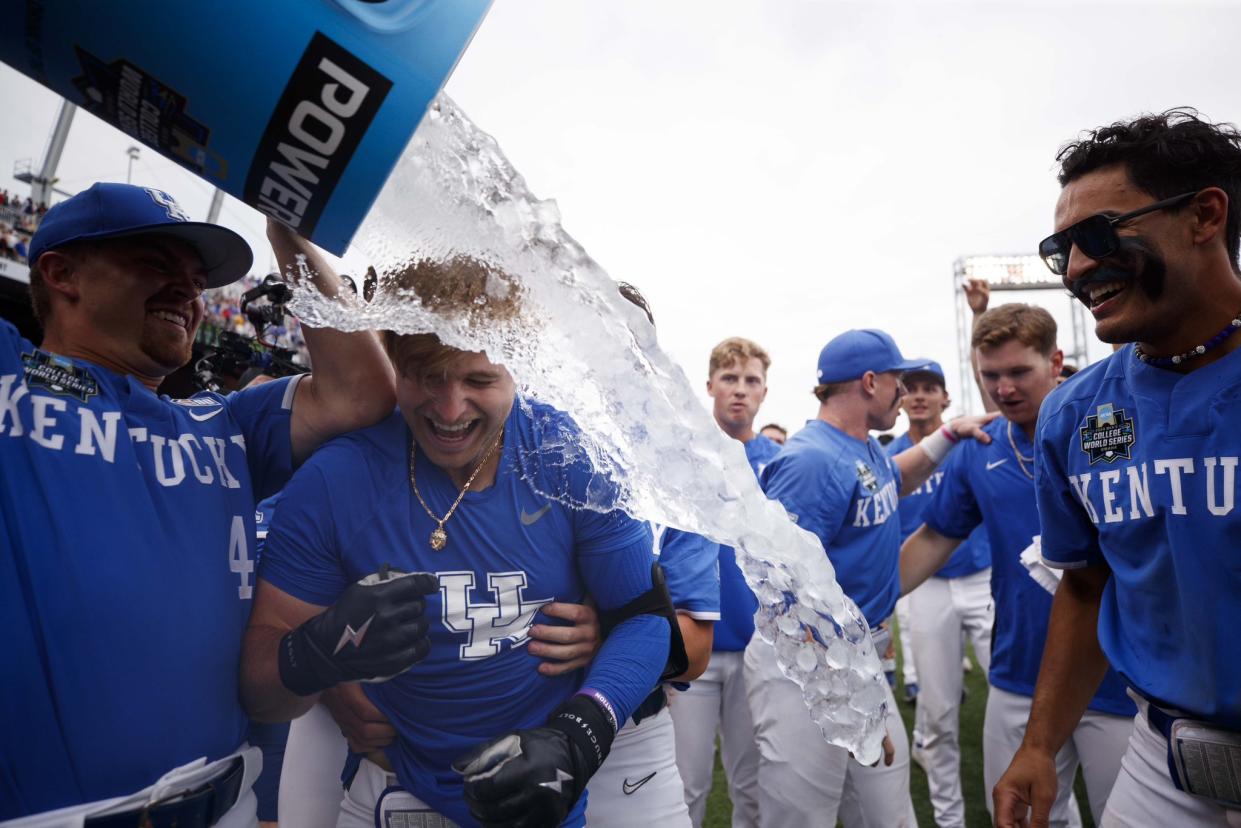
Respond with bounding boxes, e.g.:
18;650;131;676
452;693;617;828
278;567;439;696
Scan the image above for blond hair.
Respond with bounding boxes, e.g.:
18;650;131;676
708;337;771;377
972;303;1058;356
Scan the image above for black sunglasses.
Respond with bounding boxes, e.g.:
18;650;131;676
1038;191;1198;276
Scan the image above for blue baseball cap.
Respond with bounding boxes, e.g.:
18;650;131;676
901;359;947;386
29;182;253;288
816;329;924;384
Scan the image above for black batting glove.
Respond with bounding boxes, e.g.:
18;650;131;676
278;567;439;696
453;693;617;828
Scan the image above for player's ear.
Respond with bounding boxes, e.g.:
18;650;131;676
36;250;83;305
1050;349;1064;376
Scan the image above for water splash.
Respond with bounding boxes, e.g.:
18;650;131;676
288;95;887;763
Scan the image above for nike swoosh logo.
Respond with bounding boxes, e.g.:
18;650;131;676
623;771;656;795
187;408;224;422
986;459;1007;471
520;503;552;526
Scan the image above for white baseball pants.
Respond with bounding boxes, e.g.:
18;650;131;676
907;568;993;828
1101;697;1241;827
586;706;691;827
983;684;1131;826
744;637;918;828
278;702;349;828
669;650;761;828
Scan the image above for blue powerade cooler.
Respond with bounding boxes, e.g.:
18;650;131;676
0;0;491;254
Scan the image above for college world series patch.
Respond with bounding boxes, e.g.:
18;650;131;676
22;351;99;402
1078;403;1135;464
855;460;879;493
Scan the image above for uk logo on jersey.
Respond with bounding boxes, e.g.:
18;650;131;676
1079;403;1136;464
438;570;552;660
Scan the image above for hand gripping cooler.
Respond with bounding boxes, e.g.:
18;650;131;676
0;0;491;254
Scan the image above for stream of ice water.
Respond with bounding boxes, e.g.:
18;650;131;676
288;95;887;764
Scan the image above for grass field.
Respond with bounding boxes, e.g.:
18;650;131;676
701;636;1096;827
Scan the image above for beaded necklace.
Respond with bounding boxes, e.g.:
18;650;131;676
1134;311;1241;367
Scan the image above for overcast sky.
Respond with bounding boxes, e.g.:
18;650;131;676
2;0;1237;431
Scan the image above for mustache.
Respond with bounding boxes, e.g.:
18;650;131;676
1063;237;1166;305
1065;264;1134;304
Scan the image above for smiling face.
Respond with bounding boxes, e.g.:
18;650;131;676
865;370;906;432
976;339;1062;429
707;356;768;438
43;234;207;381
395;347;516;487
1054;165;1196;346
900;374;948;428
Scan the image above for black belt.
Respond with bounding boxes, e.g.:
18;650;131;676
631;687;668;725
84;756;245;828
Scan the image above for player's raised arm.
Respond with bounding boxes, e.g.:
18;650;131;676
267;220;395;465
891;411;997;495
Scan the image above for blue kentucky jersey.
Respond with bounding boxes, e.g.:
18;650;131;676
1037;345;1241;727
259;400;664;827
761;421;902;628
886;431;990;579
0;320;297;818
656;526;721;619
715;433;782;651
923;416;1133;716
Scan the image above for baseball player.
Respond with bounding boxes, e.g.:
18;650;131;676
884;360;993;828
584;525;719;827
995;110;1241;827
1;183;394;825
241;329;671;827
747;328;994;828
670;336;780;828
900;305;1135;827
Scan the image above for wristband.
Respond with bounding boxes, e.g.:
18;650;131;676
940;424;960;444
920;427;956;464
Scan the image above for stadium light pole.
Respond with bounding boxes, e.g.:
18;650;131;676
126;146;140;184
952;254;1088;415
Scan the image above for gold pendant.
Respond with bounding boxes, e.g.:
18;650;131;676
430;526;448;551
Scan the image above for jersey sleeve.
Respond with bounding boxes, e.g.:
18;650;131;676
257;455;350;606
221;374;303;501
761;450;849;547
922;444;982;540
577;526;668;725
658;528;721;620
1035;410;1103;569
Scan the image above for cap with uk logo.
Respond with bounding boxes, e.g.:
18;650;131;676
29;182;253;288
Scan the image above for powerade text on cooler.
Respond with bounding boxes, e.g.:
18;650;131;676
0;0;491;254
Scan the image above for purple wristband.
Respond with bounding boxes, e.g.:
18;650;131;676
940;424;960;444
575;688;619;734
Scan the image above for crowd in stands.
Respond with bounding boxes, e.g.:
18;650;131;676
0;190;43;264
204;273;309;359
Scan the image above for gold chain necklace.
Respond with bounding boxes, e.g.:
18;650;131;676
1007;420;1035;481
409;427;505;551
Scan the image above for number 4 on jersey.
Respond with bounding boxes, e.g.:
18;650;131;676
228;515;254;599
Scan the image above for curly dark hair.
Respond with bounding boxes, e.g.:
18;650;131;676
1056;108;1241;267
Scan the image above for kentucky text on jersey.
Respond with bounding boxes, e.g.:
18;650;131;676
921;415;1133;716
760;420;902;628
1037;344;1241;728
1065;457;1237;522
0;320;297;819
1;371;250;489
